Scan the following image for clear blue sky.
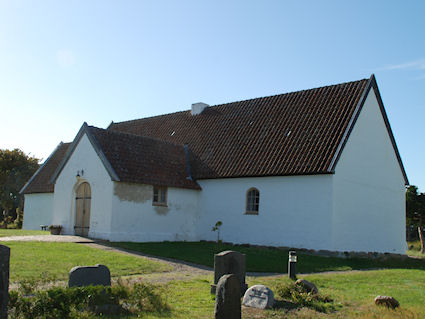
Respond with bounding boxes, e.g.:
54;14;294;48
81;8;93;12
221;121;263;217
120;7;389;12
0;1;424;190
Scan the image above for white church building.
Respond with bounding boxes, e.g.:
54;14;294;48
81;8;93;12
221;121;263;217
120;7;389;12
21;75;409;254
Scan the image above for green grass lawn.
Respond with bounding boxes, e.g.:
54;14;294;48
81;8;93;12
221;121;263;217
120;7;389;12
254;269;425;318
109;241;425;273
0;241;172;283
0;229;49;237
137;269;425;318
5;240;425;318
8;269;425;318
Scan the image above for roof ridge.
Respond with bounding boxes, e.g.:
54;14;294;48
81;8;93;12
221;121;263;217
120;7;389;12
91;125;186;149
111;77;369;126
208;77;369;109
110;110;189;126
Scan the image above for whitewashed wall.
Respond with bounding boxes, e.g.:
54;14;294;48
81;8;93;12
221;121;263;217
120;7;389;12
196;175;334;250
47;93;406;254
109;182;200;242
52;134;114;239
332;89;406;254
22;193;54;230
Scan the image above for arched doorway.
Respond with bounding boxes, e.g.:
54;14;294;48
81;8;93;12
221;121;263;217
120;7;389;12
75;182;91;237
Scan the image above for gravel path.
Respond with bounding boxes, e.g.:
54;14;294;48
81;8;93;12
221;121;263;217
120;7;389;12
0;235;94;243
86;241;213;283
3;235;375;286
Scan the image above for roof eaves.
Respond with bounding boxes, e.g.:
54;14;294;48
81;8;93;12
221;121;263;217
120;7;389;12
195;171;334;181
19;142;64;194
328;74;409;185
370;76;409;185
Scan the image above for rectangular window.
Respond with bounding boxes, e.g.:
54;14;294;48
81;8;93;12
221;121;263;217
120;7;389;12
153;186;167;206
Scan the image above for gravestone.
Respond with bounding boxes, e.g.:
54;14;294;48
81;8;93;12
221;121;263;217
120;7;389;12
242;284;274;309
211;250;247;296
0;245;10;319
214;274;241;319
68;264;111;287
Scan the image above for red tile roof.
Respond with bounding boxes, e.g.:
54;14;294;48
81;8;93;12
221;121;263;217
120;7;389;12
87;126;201;189
109;78;370;179
21;142;71;194
24;75;409;194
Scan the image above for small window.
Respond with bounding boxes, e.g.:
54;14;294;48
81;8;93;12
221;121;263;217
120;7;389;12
246;188;259;214
153;186;167;206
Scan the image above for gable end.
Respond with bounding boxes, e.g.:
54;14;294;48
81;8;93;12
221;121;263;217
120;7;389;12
50;123;120;184
328;74;408;185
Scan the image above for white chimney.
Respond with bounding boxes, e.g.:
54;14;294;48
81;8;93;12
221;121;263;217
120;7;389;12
191;102;209;115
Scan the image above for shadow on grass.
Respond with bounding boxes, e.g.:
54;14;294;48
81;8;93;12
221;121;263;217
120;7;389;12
273;299;298;310
104;241;425;274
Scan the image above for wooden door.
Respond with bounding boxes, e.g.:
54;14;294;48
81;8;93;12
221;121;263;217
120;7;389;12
75;182;91;237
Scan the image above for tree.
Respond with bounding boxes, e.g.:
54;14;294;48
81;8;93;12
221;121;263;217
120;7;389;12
406;185;425;253
0;149;39;224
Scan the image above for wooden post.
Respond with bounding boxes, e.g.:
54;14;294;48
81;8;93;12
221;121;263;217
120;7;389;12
0;244;10;319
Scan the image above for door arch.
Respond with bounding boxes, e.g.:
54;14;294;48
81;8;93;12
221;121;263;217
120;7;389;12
75;182;91;237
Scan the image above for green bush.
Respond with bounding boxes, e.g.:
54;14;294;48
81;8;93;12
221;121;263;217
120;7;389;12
8;282;169;318
275;280;337;313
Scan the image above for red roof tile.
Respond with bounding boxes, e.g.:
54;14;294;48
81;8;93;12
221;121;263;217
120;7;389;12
87;126;201;189
25;75;408;193
109;78;369;179
21;142;71;194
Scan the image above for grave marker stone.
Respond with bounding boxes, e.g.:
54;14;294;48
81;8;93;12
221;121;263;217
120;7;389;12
242;284;274;309
68;264;111;287
0;245;10;319
211;250;247;295
214;274;241;319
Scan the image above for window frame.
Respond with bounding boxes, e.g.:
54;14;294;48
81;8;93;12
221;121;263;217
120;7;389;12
152;186;168;207
245;187;260;215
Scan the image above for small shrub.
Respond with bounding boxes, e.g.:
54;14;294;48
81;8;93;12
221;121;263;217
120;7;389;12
275;280;336;313
17;279;37;295
408;241;421;252
48;225;62;235
212;221;223;243
126;283;169;313
48;225;62;231
8;283;169;319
